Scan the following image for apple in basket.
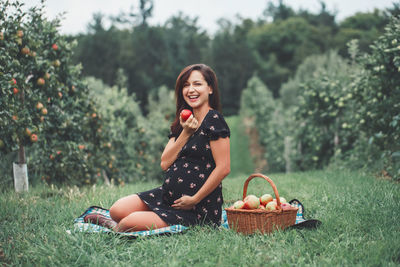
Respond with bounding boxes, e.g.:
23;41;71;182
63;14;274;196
281;203;293;210
260;194;273;206
233;200;245;209
243;195;260;209
265;201;278;211
273;197;288;204
257;205;266;210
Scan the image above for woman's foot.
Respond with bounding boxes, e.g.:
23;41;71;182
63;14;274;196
84;213;117;229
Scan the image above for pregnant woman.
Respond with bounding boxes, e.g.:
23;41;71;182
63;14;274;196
84;63;230;232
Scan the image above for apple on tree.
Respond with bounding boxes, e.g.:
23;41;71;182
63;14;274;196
30;134;38;143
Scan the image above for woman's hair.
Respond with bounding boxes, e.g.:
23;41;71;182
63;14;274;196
170;63;221;137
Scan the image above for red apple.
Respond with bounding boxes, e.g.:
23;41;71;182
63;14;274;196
37;78;45;86
281;203;293;210
52;43;58;50
243;195;260;209
180;109;192;121
36;102;43;110
265;201;277;211
233;200;245;209
13;88;19;95
260;194;273;206
30;134;38;143
21;47;30;55
41;108;48;115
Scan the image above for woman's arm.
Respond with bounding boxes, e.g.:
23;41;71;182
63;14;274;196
172;137;230;209
160;115;199;171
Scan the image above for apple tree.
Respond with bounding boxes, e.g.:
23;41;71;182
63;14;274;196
0;0;117;186
351;16;400;179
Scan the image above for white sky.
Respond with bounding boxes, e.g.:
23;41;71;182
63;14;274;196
21;0;397;35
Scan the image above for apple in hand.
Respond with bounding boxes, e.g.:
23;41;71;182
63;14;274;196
260;194;273;206
265;201;277;211
180;109;192;121
243;195;260;209
233;200;245;209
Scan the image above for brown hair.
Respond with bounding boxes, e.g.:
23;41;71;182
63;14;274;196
170;63;221;137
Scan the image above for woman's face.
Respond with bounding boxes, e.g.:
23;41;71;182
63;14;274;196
182;70;212;110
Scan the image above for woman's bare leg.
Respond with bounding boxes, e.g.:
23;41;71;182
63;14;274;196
116;211;169;232
109;194;150;223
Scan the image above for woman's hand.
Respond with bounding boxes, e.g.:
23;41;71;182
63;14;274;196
180;113;199;135
172;195;197;210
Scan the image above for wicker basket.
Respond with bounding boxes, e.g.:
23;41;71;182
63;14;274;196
225;173;298;234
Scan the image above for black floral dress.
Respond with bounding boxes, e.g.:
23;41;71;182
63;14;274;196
137;109;230;227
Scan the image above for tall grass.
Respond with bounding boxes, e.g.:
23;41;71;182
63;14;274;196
1;169;399;266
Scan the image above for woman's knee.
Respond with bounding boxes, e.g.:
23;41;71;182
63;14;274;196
109;194;149;222
117;211;168;232
109;202;124;222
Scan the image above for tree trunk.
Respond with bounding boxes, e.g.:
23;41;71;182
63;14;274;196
14;80;29;192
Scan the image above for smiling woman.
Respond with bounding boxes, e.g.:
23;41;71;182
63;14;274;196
85;63;231;232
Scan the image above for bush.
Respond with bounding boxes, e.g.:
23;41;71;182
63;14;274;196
87;77;175;182
351;16;400;179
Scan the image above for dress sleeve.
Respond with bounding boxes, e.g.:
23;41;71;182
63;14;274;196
204;111;230;141
167;131;175;139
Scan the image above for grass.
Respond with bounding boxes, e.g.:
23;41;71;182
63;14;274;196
1;169;399;266
225;115;254;177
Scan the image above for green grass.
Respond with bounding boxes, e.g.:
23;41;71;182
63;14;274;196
225;115;254;177
1;169;399;266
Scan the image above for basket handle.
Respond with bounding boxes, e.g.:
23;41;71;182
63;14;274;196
242;173;282;210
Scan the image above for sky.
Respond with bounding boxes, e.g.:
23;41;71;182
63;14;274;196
22;0;397;35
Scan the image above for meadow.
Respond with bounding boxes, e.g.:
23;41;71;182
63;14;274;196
1;168;399;266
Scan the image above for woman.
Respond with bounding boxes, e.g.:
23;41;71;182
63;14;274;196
84;63;230;232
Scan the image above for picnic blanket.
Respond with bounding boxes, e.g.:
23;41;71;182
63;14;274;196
69;199;320;238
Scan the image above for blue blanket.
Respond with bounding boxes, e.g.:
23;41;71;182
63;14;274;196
71;199;313;237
